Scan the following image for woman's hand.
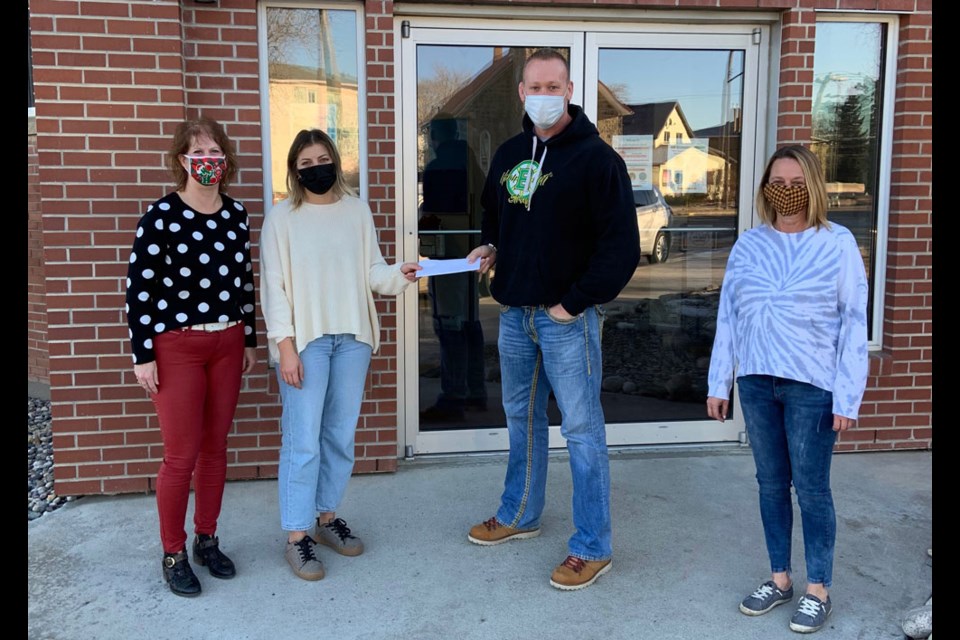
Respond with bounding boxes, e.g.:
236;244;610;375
134;362;159;395
833;414;856;431
277;338;303;389
706;396;728;423
400;262;422;282
242;347;257;374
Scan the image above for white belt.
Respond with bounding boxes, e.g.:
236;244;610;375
185;320;240;332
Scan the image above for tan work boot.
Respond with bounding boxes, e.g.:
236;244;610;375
467;516;541;546
549;555;612;590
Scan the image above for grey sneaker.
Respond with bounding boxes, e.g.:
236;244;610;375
315;518;364;557
739;580;794;616
285;536;325;580
789;594;832;633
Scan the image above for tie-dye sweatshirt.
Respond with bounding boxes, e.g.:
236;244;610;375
707;222;869;419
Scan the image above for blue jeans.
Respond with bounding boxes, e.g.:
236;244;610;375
277;334;372;532
738;374;838;587
495;305;612;561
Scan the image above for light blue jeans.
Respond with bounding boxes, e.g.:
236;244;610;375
738;374;838;587
277;334;372;532
495;305;612;561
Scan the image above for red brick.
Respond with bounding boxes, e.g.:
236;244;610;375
854;443;894;451
125;430;163;445
875;428;913;441
54;466;77;481
893;441;928;450
226;466;260;481
102;477;151;494
836;429;875;442
126;461;161;476
894;414;931;427
236;450;278;463
54;480;103;496
103;446;150;461
56;449;103;464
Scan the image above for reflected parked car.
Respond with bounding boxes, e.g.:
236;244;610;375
634;186;673;263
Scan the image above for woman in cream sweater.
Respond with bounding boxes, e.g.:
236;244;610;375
260;129;420;581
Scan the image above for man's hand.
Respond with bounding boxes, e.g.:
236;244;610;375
546;303;575;322
466;244;497;274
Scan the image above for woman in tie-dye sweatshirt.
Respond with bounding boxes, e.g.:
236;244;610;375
706;145;868;634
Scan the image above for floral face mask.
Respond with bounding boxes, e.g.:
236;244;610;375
184;155;226;187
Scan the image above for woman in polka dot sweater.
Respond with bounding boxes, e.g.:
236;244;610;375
124;117;258;597
260;129;421;581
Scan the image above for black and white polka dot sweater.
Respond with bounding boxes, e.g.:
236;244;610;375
125;192;258;365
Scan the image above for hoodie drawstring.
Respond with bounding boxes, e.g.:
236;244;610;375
524;135;548;212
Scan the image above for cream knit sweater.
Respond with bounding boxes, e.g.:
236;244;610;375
260;195;411;361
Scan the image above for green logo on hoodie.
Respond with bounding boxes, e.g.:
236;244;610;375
502;160;552;206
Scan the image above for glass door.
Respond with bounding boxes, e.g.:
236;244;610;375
583;30;766;447
399;27;584;454
400;22;767;454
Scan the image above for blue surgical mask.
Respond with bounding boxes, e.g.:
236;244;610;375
524;95;565;130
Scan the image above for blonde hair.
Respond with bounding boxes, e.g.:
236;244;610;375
285;129;355;209
755;145;830;229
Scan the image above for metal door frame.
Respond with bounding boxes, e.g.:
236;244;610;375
397;18;770;455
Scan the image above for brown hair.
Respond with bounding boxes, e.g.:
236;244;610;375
755;144;830;229
285;128;355;209
523;48;570;83
166;117;238;193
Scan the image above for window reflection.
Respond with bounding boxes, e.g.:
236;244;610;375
266;8;360;204
597;48;744;421
811;21;886;338
416;46;544;431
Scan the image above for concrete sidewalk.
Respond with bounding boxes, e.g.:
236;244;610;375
28;448;932;640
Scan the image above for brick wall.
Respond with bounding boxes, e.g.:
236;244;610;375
838;6;933;451
30;0;409;495
28;121;48;385
29;0;932;496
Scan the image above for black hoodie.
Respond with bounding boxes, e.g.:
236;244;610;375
480;104;641;316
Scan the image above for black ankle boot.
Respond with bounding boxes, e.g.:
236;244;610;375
162;550;202;597
192;534;236;579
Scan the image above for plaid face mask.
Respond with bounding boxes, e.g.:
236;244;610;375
762;183;809;217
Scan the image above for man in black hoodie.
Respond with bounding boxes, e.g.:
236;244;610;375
465;49;640;591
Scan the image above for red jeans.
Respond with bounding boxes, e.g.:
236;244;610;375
151;324;245;553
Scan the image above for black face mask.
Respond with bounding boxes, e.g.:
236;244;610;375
298;163;338;195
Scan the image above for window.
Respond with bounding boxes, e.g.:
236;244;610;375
811;15;897;345
261;4;364;204
664;131;670;144
676;132;683;144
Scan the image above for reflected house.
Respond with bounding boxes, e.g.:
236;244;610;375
598;93;738;204
268;63;359;203
421;59;735;208
693;110;742;207
421;48;528;177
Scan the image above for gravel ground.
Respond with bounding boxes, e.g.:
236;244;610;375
28;397;79;520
